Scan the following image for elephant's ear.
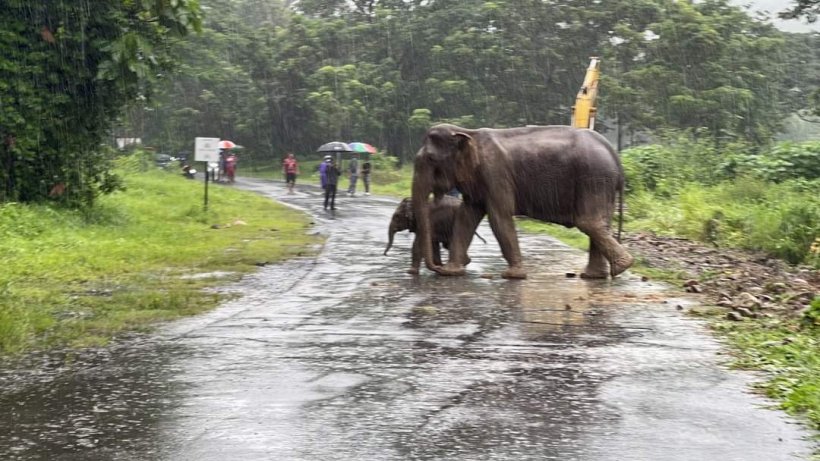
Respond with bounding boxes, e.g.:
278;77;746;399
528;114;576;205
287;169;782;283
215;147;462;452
402;198;414;222
407;206;414;227
452;131;479;183
400;198;417;231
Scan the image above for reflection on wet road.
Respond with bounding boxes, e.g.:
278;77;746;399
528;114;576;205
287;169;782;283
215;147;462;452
0;178;814;460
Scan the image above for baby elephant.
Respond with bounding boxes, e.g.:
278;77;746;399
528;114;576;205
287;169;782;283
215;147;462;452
384;196;485;275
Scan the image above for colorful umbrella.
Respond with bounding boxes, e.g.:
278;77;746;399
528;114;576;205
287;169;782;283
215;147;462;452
219;140;237;149
348;142;378;154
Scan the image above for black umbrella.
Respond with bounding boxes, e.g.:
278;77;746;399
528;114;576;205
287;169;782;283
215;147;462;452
316;141;352;153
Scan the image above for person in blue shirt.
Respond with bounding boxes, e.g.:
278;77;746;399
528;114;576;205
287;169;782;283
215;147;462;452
319;155;331;189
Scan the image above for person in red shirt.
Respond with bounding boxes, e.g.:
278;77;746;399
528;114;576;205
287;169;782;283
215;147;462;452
225;154;237;183
282;152;299;194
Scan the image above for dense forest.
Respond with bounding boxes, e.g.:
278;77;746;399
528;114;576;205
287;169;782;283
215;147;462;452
1;0;819;205
131;0;820;160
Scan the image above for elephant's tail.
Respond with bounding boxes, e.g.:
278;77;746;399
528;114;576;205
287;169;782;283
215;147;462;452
617;179;624;243
474;231;487;244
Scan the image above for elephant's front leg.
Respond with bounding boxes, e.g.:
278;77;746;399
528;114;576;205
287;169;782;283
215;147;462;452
437;205;483;276
408;234;422;275
487;207;526;279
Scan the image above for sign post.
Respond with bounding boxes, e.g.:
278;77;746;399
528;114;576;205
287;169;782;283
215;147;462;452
194;137;220;211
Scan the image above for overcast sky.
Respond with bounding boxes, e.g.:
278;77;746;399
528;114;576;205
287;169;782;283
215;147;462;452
732;0;819;33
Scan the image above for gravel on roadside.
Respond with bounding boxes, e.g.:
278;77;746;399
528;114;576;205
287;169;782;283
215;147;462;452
623;232;819;320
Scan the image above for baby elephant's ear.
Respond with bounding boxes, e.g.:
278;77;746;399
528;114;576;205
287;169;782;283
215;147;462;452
402;198;414;220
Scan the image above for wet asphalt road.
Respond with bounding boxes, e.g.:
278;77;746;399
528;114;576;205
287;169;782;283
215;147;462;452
0;177;815;460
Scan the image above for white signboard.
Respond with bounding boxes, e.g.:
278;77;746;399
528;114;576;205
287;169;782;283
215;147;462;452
194;137;220;162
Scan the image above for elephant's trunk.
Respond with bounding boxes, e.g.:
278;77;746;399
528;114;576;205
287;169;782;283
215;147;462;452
411;161;439;273
384;225;397;255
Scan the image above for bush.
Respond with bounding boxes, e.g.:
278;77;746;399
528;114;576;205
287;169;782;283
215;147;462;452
804;297;820;328
621;133;753;196
626;178;820;266
736;142;820;183
622;135;820;267
370;154;402;185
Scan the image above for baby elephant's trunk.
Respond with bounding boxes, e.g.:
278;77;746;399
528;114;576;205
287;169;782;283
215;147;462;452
384;225;398;255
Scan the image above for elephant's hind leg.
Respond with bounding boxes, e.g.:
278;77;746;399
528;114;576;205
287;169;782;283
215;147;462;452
581;240;609;279
576;220;634;278
610;253;634;277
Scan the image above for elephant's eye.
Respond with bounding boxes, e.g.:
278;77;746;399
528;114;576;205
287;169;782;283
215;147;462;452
427;130;448;145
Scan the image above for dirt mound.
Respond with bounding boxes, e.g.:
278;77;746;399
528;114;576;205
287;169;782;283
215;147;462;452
623;233;818;319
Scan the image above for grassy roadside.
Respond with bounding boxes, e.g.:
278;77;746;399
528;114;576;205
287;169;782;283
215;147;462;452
0;167;320;356
710;305;819;430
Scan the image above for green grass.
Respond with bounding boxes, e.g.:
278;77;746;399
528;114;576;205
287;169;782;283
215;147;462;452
708;302;820;433
515;219;590;250
369;165;413;198
0;168;320;355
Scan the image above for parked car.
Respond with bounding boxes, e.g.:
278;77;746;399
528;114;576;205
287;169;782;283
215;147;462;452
154;153;174;169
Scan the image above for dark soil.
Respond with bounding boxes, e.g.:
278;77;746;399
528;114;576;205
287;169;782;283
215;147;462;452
623;232;819;319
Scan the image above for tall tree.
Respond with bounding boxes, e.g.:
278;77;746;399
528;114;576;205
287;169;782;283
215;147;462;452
779;0;820;23
0;0;201;205
601;1;788;145
130;0;818;164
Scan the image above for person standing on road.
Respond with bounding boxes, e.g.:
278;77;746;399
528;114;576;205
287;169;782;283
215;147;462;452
324;157;340;210
361;159;371;196
225;153;237;183
282;152;299;194
319;155;331;189
347;153;359;196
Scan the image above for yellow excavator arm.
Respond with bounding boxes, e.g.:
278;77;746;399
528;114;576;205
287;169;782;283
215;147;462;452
571;57;600;130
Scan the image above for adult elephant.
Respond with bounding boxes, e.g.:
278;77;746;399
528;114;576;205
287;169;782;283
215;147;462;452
411;123;633;279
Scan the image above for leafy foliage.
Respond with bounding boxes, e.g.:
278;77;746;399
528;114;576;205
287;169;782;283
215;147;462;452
779;0;820;23
735;141;820;182
804;296;820;328
622;139;820;266
620;134;750;195
4;0;819;201
0;0;201;206
126;0;818;169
